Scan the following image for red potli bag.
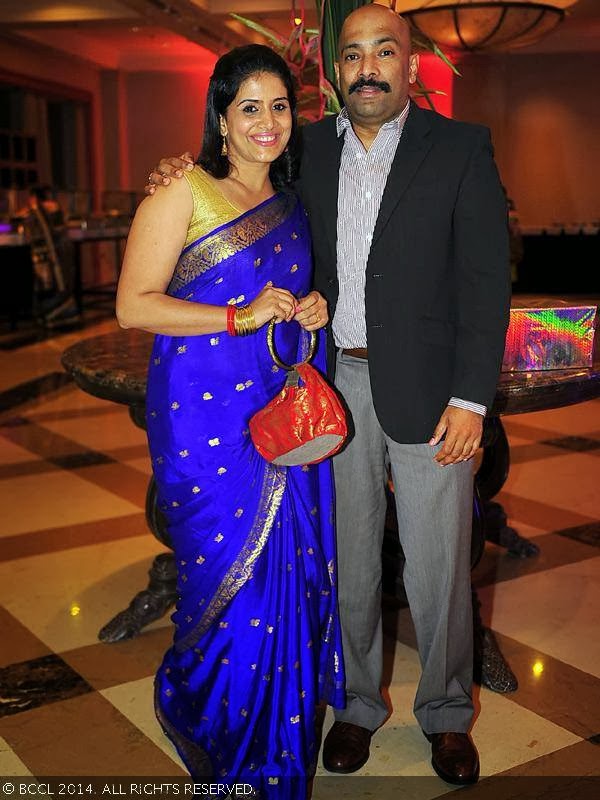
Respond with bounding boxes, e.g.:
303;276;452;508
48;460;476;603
249;320;348;466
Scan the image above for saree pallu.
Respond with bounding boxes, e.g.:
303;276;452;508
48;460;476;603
146;191;345;796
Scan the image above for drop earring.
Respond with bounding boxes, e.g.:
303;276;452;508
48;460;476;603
220;118;228;156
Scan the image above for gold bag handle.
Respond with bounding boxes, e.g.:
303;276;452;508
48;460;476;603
267;318;317;372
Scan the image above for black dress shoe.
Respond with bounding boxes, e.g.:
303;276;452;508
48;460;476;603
427;732;480;785
322;721;372;774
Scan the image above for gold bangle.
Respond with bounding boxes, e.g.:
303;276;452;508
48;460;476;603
234;305;257;336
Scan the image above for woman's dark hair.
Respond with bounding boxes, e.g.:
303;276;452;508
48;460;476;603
199;44;299;189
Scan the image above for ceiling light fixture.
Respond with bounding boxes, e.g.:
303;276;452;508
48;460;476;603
386;0;579;51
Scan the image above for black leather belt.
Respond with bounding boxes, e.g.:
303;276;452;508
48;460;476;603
342;347;368;359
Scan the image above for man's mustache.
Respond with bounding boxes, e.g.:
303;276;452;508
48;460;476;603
349;77;391;95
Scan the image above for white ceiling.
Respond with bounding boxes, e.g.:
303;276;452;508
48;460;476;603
0;0;598;74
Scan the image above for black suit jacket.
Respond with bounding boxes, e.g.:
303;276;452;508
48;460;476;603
297;102;511;444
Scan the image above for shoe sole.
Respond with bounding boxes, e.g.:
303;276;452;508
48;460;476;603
431;758;480;785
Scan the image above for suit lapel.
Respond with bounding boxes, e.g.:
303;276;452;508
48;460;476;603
371;102;433;247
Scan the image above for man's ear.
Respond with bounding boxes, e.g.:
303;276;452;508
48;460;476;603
408;53;419;85
334;61;340;87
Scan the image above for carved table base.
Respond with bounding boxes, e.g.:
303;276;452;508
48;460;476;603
99;553;178;643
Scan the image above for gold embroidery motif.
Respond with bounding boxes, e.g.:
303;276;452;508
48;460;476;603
202;392;213;400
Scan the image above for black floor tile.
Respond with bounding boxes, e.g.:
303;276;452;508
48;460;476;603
50;451;116;470
0;372;73;415
0;654;93;718
541;435;600;453
556;521;600;548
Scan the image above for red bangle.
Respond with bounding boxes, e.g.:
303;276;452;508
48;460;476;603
226;304;236;336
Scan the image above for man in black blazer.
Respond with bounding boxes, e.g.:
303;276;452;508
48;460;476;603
147;4;510;785
297;5;509;785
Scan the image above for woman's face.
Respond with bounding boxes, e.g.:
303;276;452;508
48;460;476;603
223;71;292;168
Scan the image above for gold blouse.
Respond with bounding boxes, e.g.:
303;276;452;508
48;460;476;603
183;166;240;247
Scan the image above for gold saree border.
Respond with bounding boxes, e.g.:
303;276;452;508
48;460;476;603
175;463;287;653
170;192;297;294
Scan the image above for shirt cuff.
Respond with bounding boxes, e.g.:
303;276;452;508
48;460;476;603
448;397;487;417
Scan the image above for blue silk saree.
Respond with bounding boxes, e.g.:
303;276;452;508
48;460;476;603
146;189;345;796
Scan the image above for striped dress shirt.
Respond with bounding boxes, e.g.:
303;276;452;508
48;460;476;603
333;102;486;417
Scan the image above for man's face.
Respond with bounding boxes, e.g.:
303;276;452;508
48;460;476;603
335;6;419;128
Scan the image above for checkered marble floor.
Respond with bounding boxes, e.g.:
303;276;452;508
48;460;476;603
0;318;599;798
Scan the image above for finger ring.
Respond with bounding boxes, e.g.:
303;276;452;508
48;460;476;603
147;172;154;184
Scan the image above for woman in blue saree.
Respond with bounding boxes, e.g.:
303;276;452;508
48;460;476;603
116;45;344;796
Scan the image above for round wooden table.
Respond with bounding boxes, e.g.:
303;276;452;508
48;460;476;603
61;327;600;692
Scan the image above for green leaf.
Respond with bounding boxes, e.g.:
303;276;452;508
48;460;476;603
229;13;286;48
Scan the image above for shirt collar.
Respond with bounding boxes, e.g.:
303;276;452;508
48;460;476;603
336;99;411;138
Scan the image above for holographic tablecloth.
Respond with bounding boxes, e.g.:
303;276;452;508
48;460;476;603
502;305;597;372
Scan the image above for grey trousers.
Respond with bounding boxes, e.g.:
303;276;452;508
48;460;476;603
333;351;474;734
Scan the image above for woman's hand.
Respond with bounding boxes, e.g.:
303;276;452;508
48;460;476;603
250;282;296;327
294;291;329;331
145;152;195;195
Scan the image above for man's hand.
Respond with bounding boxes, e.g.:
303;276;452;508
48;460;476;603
429;406;483;466
294;291;329;331
145;151;195;195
